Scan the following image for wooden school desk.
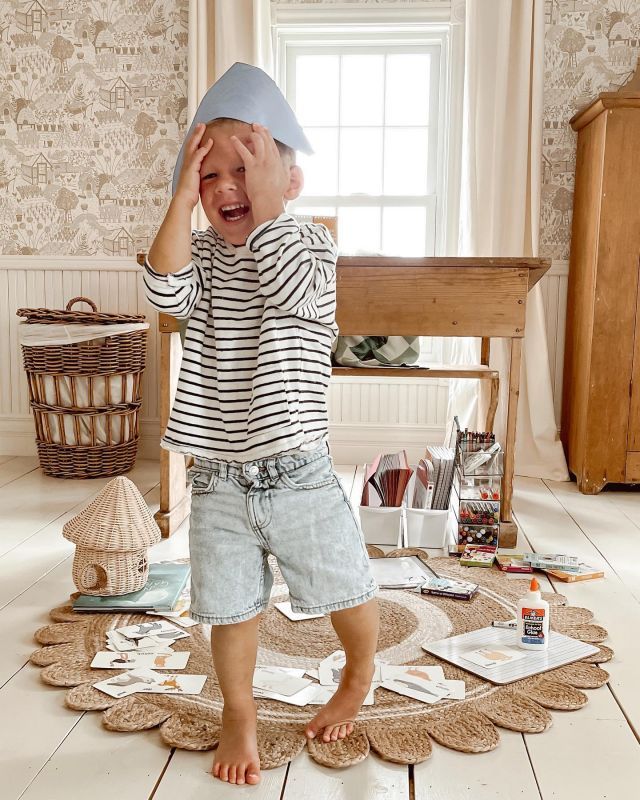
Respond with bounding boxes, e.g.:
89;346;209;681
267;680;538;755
145;255;549;548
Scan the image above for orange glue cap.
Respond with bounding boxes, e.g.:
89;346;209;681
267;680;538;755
530;578;540;591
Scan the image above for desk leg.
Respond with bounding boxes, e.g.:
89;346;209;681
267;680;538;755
155;329;190;538
500;337;522;548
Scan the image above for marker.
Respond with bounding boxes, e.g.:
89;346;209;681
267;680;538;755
491;620;517;629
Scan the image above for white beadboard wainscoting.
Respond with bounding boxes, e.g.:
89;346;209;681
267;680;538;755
0;257;569;464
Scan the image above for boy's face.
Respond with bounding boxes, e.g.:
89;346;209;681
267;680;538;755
198;120;295;246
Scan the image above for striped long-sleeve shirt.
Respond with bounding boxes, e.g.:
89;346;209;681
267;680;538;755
143;213;339;462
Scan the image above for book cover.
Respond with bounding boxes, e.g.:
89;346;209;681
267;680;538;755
421;576;478;600
73;562;191;613
495;555;533;574
522;553;580;572
460;545;496;568
544;564;604;582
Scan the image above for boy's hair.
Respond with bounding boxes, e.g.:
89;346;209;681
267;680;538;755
204;117;296;164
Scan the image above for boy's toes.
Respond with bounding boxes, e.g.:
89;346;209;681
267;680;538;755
246;763;261;785
228;765;237;784
305;721;320;739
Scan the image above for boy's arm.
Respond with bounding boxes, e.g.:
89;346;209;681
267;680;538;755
147;197;193;275
247;215;337;322
142;230;204;319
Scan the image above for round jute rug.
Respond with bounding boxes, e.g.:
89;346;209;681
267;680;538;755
30;548;613;769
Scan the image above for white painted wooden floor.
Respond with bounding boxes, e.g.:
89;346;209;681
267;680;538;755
1;455;639;799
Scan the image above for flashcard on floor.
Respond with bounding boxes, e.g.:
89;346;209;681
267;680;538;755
149;612;199;628
274;601;325;621
381;675;450;704
254;683;320;707
307;683;375;706
106;630;174;653
116;620;190;641
318;651;382;686
379;664;445;682
91;651;190;670
460;646;526;669
440;679;466;700
93;668;160;698
145;671;207;695
305;668;319;680
252;666;312;696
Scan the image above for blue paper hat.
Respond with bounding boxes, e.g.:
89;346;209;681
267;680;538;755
172;62;312;194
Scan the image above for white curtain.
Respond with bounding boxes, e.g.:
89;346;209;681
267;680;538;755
188;0;273;228
451;0;568;480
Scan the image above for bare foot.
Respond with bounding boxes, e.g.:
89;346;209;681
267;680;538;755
212;703;261;785
305;665;374;743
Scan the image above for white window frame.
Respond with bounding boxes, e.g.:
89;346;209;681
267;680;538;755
273;8;465;365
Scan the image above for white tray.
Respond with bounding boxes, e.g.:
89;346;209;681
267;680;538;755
422;625;599;685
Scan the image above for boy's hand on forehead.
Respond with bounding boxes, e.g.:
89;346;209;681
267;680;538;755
175;122;213;209
231;124;289;226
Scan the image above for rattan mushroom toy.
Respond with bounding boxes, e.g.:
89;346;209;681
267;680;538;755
63;476;161;595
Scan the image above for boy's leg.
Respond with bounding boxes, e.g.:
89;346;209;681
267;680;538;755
305;599;379;742
211;615;261;785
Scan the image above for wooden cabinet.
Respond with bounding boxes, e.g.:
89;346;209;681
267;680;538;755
562;80;640;493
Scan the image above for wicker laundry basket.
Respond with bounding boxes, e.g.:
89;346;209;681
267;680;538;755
17;297;149;479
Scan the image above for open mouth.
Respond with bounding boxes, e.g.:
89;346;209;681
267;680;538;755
220;203;250;223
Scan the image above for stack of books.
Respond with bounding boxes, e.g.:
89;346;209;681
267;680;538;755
72;562;191;616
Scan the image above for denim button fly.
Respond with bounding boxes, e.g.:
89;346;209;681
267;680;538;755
246;464;259;476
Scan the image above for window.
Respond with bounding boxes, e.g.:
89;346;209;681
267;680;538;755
275;16;463;363
275;23;461;258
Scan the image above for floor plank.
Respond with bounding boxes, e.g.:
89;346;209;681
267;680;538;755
282;750;409;799
513;477;640;738
0;663;84;800
154;750;287;799
0;456;39;489
0;461;161;611
0;460;158;559
19;712;171;800
524;684;640;800
544;479;640;603
415;731;541;800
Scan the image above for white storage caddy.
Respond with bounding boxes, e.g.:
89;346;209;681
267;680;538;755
358;505;404;547
403;473;451;548
358;470;453;548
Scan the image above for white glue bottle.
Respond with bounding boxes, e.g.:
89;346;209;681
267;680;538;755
516;578;549;650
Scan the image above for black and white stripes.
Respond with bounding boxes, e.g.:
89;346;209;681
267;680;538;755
143;214;338;462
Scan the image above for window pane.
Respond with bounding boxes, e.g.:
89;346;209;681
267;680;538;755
385;54;430;125
299;127;339;195
382;207;426;256
340;54;384;126
383;128;429;195
295;55;339;125
339;128;383;195
338;207;381;254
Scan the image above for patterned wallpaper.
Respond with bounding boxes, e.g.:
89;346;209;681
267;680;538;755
0;0;188;256
1;0;637;259
542;0;640;261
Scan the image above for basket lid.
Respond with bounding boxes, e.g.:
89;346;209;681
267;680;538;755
17;296;145;325
62;476;161;551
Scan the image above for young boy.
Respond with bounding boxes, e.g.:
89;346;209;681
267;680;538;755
143;64;379;787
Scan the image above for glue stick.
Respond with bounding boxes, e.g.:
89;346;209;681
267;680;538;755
516;578;549;650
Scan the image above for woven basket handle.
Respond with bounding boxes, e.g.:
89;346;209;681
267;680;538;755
66;296;98;313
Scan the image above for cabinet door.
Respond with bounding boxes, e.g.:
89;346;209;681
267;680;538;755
627;260;640;476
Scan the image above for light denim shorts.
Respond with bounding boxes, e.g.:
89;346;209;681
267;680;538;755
187;442;377;625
